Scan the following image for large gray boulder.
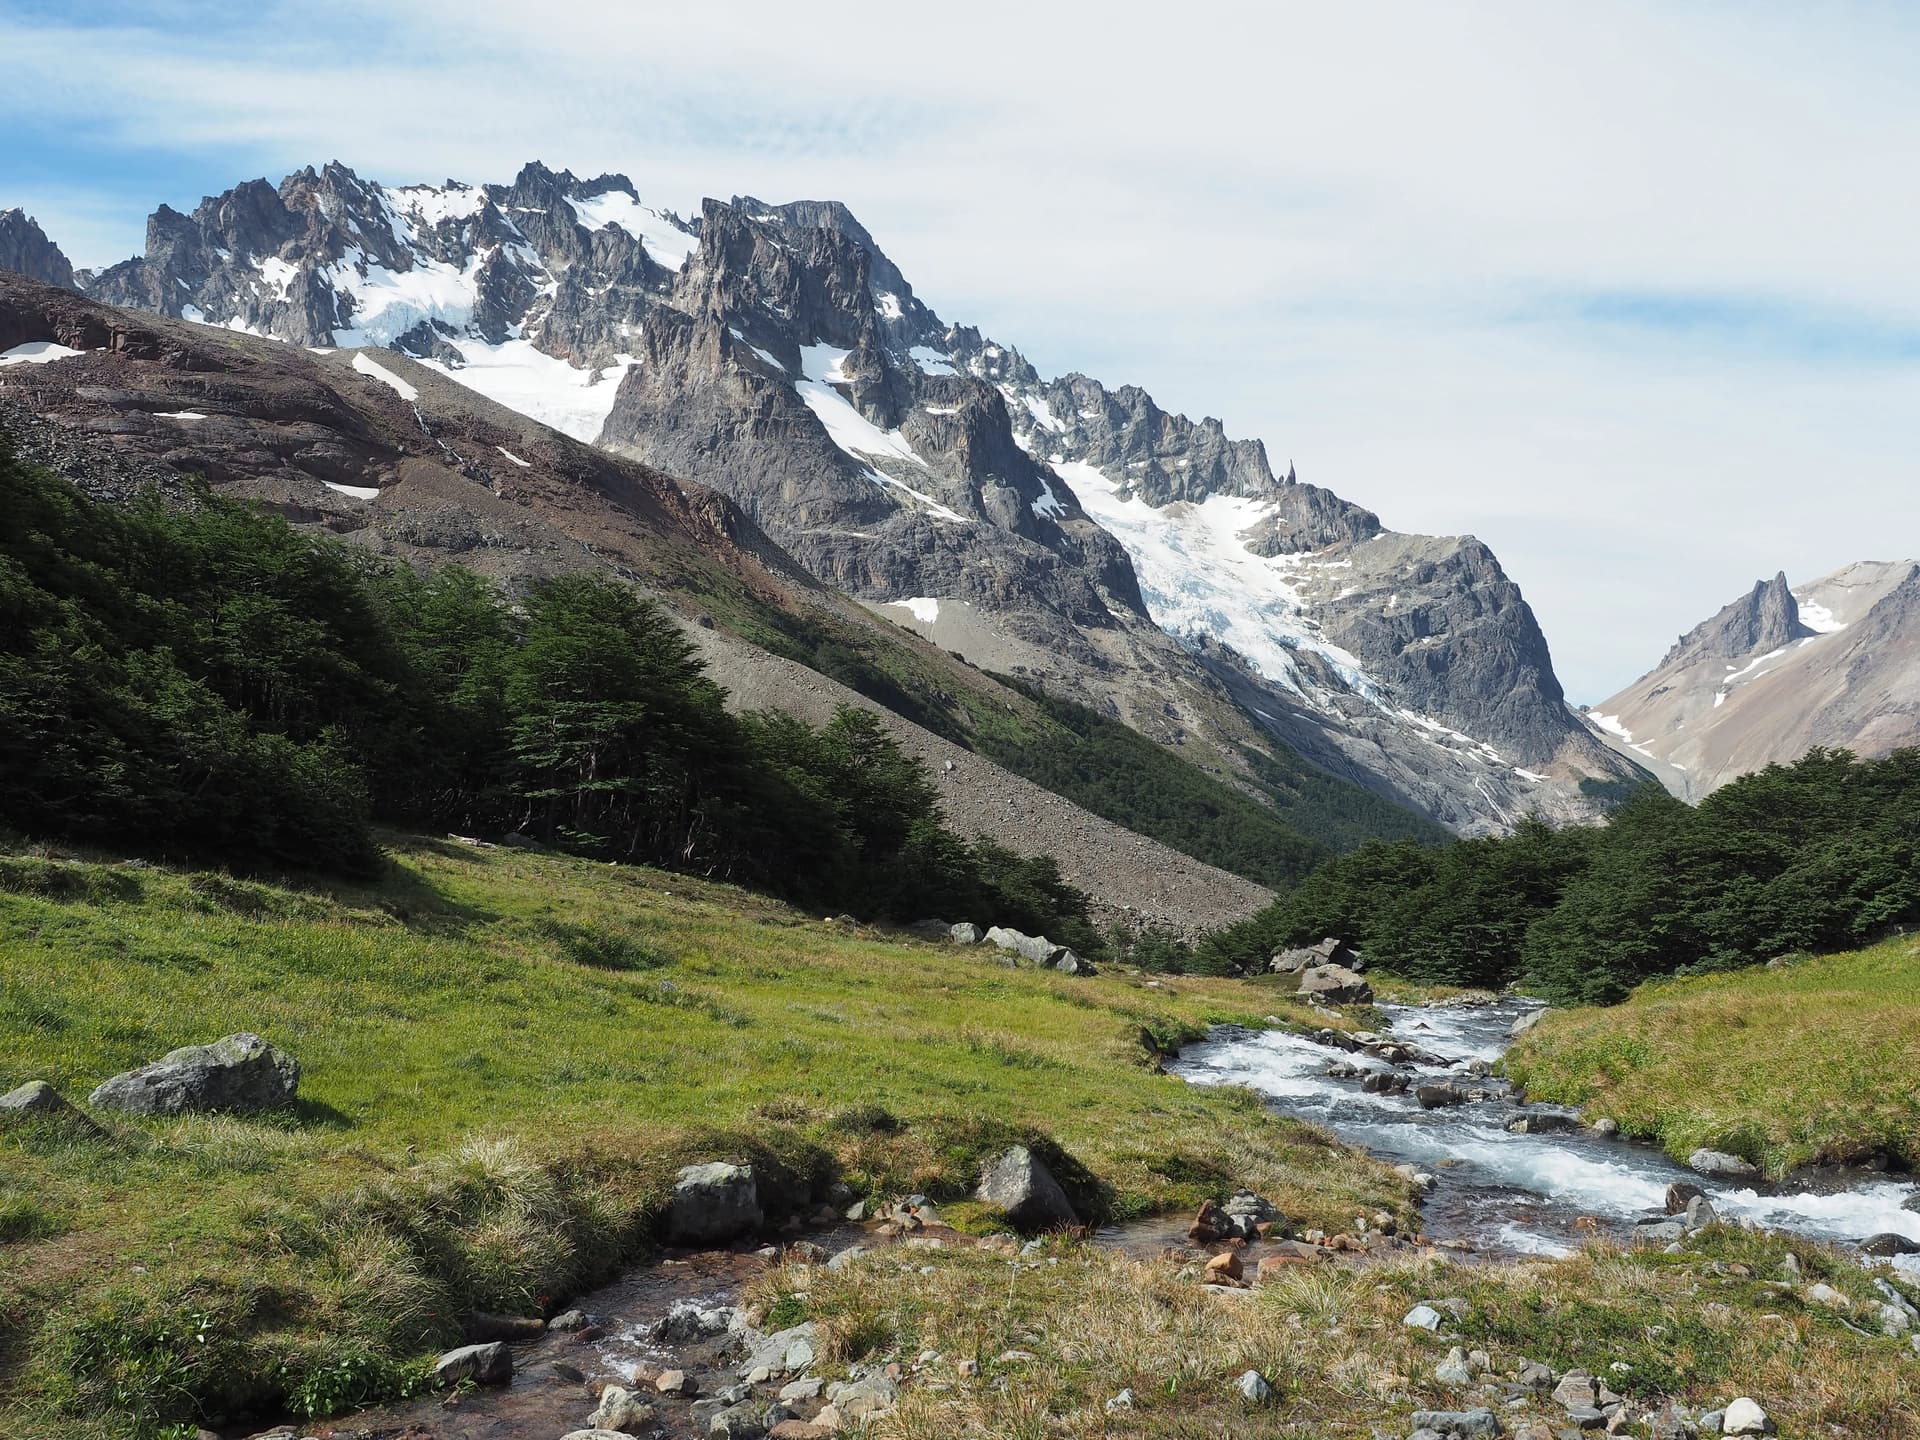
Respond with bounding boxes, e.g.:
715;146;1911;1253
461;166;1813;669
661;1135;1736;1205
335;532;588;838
1296;964;1373;1005
975;1145;1079;1230
948;922;982;945
984;927;1055;966
1046;945;1096;976
668;1161;764;1244
431;1340;511;1387
87;1033;299;1116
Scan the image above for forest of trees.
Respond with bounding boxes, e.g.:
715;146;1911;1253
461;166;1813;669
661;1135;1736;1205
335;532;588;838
975;678;1446;891
0;444;1100;951
1194;750;1920;1003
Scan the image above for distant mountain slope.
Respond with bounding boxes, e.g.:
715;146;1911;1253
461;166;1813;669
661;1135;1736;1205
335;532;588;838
16;160;1643;832
1588;560;1920;798
0;272;1334;927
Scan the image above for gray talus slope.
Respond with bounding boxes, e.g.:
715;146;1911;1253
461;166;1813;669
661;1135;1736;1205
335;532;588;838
1589;560;1920;799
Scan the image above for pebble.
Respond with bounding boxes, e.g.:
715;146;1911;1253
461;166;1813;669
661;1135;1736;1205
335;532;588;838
1235;1369;1274;1403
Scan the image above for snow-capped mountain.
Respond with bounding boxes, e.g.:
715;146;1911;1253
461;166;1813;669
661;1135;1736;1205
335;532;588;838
39;160;1642;832
1589;561;1920;799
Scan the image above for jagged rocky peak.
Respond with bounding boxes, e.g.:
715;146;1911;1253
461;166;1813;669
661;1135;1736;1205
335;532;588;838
1659;569;1808;666
0;209;77;289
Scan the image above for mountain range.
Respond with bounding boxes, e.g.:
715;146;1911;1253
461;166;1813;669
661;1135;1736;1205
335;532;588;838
0;165;1699;893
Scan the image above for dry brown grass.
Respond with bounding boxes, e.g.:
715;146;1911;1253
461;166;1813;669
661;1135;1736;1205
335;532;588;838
752;1227;1920;1438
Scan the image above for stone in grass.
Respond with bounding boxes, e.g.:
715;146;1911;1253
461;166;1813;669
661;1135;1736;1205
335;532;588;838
1433;1346;1474;1386
1235;1369;1274;1403
1403;1303;1444;1331
1722;1398;1774;1436
1410;1410;1502;1438
668;1162;764;1244
974;1145;1079;1230
88;1032;298;1116
0;1081;101;1132
431;1341;511;1387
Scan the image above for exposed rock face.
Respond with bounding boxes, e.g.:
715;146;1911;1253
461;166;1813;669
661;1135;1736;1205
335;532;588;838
87;1032;298;1116
0;210;76;289
32;161;1642;835
1590;559;1920;799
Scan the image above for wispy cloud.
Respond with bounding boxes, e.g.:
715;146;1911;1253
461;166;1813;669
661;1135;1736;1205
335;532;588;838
2;0;1917;698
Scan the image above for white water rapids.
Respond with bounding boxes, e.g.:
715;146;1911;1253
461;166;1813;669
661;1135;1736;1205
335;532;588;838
1172;998;1920;1265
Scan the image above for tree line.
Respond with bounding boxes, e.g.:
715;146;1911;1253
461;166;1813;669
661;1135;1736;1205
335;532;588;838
0;441;1099;951
1190;748;1920;1004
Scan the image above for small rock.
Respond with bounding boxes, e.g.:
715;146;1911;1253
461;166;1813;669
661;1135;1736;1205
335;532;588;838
1551;1373;1598;1410
1434;1346;1474;1386
710;1401;769;1438
0;1080;98;1128
1806;1282;1850;1310
548;1308;591;1332
778;1376;823;1404
655;1369;697;1396
769;1423;832;1440
1721;1397;1773;1435
973;1145;1079;1230
1204;1251;1244;1283
1664;1182;1706;1215
590;1386;658;1434
669;1162;763;1244
1590;1117;1620;1138
1416;1083;1467;1110
1688;1149;1759;1180
1683;1195;1719;1231
1235;1369;1274;1403
1409;1409;1502;1437
431;1341;511;1387
1860;1232;1920;1257
1105;1388;1135;1412
948;922;981;945
1404;1303;1444;1331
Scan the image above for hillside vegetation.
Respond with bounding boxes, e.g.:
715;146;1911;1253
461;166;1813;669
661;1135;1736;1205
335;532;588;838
1199;748;1920;1000
1508;936;1920;1177
0;442;1101;946
0;834;1401;1437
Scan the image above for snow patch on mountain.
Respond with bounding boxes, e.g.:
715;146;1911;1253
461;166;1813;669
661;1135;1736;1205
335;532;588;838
570;189;698;270
1051;460;1378;704
889;597;941;624
0;341;82;365
352;350;419;402
419;339;634;443
797;344;929;471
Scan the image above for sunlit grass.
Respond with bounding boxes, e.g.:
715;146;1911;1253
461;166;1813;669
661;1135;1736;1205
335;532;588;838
0;833;1405;1436
1508;937;1920;1175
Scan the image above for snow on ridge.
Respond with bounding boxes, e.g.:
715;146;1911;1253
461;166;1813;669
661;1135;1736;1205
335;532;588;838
796;343;931;473
569;189;699;271
889;597;941;624
352;351;420;402
1793;594;1848;634
323;479;380;500
420;340;636;444
0;341;83;366
1589;711;1659;760
908;345;956;376
496;445;532;468
1031;471;1066;520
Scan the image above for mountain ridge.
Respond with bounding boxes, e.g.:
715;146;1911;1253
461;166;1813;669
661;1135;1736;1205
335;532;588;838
1590;558;1920;798
8;159;1644;833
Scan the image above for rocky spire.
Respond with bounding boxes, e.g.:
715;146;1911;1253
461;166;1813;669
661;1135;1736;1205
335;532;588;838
0;210;76;289
1660;570;1809;667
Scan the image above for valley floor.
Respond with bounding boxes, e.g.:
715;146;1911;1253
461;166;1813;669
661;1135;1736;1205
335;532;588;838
2;837;1916;1437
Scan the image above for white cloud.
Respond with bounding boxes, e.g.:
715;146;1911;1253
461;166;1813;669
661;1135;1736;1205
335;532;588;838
4;0;1918;698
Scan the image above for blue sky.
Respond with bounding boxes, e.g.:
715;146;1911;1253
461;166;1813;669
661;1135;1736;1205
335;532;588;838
5;0;1918;700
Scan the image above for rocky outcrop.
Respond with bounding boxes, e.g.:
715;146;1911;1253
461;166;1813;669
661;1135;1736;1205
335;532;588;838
0;210;75;289
87;1033;298;1116
1590;559;1920;799
974;1145;1079;1230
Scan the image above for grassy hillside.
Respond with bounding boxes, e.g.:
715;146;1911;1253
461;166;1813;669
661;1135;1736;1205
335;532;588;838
0;834;1401;1437
1507;936;1920;1176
